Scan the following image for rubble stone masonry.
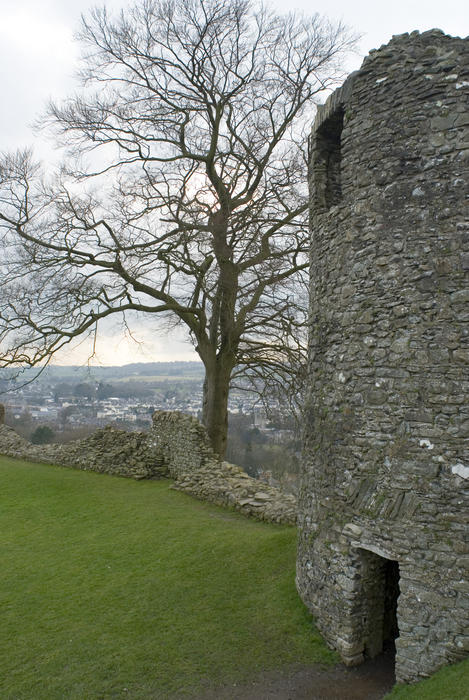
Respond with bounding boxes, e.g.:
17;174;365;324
297;30;469;683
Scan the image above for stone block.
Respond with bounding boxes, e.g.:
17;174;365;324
298;29;469;686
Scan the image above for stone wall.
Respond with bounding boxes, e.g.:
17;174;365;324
149;410;218;477
0;423;166;479
297;30;469;684
0;410;296;525
150;411;297;524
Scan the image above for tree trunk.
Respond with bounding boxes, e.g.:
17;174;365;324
201;357;234;458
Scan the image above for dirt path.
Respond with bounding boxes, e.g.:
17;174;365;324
193;650;395;700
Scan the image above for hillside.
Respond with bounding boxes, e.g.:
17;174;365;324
2;456;468;699
0;361;205;385
0;455;332;699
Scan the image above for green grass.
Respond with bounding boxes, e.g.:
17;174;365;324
385;658;469;699
0;456;336;699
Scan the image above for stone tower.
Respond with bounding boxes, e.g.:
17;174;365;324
297;30;469;683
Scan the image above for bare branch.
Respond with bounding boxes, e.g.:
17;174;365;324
0;0;356;455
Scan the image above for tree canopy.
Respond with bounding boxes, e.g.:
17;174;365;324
0;0;355;455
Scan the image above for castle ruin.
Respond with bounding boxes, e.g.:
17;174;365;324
297;30;469;683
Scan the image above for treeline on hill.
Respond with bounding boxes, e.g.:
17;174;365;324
0;362;204;387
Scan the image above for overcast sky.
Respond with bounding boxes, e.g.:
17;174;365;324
1;0;467;366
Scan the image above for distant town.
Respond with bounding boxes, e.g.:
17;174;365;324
0;362;300;492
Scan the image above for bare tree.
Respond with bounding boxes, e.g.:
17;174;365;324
0;0;354;456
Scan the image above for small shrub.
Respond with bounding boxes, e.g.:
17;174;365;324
30;425;55;444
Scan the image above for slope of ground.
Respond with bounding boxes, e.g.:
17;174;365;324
1;455;467;699
0;456;333;699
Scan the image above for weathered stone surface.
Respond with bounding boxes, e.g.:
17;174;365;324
0;424;166;479
297;30;469;685
149;411;296;524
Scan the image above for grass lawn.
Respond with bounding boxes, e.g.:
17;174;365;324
384;658;469;700
0;456;336;699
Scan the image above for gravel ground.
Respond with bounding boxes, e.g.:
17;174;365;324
193;650;396;700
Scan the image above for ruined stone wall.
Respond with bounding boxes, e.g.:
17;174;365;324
149;410;217;477
149;411;297;524
0;423;166;479
298;30;469;683
0;410;296;525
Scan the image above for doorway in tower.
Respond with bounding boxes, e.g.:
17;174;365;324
358;548;400;659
